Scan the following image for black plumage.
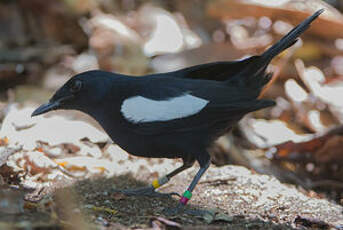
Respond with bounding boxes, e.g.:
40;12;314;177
32;10;323;213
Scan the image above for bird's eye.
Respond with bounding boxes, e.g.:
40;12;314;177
70;80;82;93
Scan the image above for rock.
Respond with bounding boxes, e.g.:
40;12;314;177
70;157;343;228
111;157;343;227
191;165;342;226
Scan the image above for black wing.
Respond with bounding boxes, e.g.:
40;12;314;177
120;77;274;135
170;57;259;82
170;10;323;85
128;99;273;136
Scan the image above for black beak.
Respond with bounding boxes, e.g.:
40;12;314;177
31;95;74;117
31;101;60;117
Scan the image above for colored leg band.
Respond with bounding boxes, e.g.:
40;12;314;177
179;190;192;205
151;176;169;189
180;196;189;205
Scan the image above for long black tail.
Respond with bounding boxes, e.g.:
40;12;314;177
261;9;323;63
227;9;324;89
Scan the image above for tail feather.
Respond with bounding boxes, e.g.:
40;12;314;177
227;9;323;90
261;9;323;63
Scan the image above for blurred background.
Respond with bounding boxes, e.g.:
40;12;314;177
0;0;343;229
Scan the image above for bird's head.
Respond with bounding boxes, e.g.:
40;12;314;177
31;70;115;117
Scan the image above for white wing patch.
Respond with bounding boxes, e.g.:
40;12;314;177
120;94;209;123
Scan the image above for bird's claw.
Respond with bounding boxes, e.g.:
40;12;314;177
163;203;185;216
118;186;180;198
183;208;215;217
163;203;215;218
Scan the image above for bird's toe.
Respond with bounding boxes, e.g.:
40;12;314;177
163;203;185;216
117;186;179;198
163;203;216;218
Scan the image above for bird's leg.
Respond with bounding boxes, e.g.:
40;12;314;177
179;160;210;206
120;159;195;197
164;160;210;215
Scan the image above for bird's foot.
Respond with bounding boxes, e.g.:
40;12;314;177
163;203;214;217
118;186;180;198
163;203;185;216
183;208;215;217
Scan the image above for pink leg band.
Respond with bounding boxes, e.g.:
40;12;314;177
180;196;189;205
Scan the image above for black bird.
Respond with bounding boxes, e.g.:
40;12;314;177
32;10;323;213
